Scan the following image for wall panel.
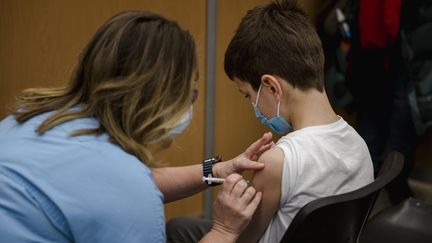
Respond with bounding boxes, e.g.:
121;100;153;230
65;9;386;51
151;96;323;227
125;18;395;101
0;0;206;221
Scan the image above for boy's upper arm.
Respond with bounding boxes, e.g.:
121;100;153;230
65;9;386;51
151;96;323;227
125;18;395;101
237;146;285;243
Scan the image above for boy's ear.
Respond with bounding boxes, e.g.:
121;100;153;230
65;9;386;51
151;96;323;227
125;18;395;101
261;74;283;100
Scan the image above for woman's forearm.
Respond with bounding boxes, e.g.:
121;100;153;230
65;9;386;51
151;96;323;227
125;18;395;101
152;164;208;203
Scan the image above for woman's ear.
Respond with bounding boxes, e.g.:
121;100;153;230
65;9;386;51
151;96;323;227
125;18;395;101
261;74;283;100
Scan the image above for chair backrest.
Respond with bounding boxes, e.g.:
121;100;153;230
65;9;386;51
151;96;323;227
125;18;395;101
279;151;404;243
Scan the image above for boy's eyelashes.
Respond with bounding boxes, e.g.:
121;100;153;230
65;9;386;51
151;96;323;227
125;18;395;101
238;90;250;99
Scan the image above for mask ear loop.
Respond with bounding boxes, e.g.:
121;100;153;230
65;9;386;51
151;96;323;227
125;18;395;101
254;84;262;106
276;100;281;117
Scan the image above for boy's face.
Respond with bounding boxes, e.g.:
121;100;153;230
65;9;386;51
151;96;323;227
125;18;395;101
234;79;278;119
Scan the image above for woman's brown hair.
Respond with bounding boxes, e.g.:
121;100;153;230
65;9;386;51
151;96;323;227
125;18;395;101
13;11;198;165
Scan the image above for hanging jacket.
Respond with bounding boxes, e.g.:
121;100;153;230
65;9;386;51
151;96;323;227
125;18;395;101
358;0;402;49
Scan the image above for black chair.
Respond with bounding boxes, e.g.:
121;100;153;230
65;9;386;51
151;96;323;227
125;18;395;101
279;151;404;243
359;197;432;243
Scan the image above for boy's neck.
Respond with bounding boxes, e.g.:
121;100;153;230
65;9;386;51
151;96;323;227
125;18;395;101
282;89;338;131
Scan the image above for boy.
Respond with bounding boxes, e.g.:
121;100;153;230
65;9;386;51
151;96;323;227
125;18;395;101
166;1;373;242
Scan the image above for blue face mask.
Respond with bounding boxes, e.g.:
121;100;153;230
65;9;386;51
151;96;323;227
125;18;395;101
253;85;293;135
169;106;193;138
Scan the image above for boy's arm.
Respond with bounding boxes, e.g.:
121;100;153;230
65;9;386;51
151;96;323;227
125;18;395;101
236;146;284;243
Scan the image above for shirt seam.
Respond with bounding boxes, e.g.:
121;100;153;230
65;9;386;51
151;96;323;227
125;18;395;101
0;169;73;240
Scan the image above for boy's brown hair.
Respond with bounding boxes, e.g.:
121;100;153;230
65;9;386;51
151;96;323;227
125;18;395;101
224;0;324;91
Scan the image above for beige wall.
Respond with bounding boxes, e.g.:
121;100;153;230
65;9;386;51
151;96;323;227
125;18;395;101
0;0;206;221
0;0;324;221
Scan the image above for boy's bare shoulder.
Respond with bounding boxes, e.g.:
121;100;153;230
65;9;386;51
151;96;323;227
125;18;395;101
257;146;285;166
252;146;285;191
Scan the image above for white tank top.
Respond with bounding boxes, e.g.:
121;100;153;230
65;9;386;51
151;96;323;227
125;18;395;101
259;117;374;243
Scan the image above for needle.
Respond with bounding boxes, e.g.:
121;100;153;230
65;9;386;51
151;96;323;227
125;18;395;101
202;176;225;184
202;176;250;185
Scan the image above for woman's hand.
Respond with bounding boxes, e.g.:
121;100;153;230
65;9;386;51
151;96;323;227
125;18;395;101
213;132;273;178
200;174;262;243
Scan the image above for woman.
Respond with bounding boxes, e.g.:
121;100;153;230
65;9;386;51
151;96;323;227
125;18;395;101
0;11;271;242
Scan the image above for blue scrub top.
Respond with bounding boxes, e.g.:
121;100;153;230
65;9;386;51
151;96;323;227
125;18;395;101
0;112;165;242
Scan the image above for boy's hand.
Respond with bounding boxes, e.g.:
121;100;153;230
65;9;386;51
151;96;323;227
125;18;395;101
213;132;273;178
